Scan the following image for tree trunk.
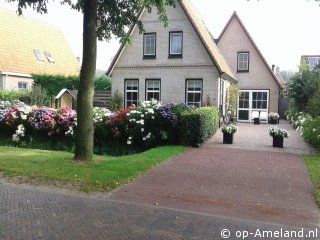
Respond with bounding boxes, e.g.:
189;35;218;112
74;0;97;161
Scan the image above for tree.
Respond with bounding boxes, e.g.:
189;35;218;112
7;0;176;161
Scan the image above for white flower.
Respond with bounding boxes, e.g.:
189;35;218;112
127;140;132;145
152;116;155;119
141;128;144;132
313;128;316;132
143;137;146;141
141;114;144;118
128;136;132;140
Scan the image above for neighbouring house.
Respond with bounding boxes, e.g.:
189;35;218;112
216;12;283;122
0;8;80;91
107;0;236;112
55;89;78;110
300;55;320;70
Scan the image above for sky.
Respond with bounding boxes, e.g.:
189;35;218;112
1;0;320;72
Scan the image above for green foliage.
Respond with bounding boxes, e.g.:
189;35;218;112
308;97;320;117
95;76;111;90
304;155;320;206
179;107;219;146
287;64;320;111
0;146;186;192
227;84;239;116
32;74;80;97
109;90;123;112
0;90;30;103
29;84;50;106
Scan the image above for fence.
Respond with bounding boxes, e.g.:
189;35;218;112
93;90;111;108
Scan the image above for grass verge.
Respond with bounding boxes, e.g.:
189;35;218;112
304;155;320;206
0;145;186;192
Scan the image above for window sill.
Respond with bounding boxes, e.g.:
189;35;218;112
237;70;249;73
143;55;156;59
169;54;183;59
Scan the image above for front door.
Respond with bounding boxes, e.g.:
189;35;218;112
237;90;269;122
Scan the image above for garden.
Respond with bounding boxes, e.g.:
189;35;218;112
0;92;219;191
285;63;320;206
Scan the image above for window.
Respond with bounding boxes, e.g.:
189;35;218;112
169;31;183;58
237;52;249;72
252;91;268;109
45;52;55;63
146;80;160;101
18;82;27;90
125;80;139;108
186;80;202;107
143;33;156;58
33;49;45;62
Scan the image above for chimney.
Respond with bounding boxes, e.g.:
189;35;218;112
272;64;275;72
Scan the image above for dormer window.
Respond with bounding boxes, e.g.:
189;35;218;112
33;49;44;62
237;52;249;72
169;31;183;58
45;52;55;63
143;33;156;59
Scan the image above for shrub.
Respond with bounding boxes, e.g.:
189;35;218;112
179;106;219;146
30;84;50;106
109;90;123;112
0;90;30;103
95;77;111;90
32;74;80;97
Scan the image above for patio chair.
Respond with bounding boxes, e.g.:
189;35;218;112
251;111;260;124
259;111;268;123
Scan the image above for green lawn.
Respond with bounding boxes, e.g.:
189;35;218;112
304;155;320;206
0;146;186;192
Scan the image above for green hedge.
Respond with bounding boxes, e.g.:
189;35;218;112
179;106;219;146
0;90;30;103
32;74;80;97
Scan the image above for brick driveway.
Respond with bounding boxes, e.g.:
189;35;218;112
1;120;320;239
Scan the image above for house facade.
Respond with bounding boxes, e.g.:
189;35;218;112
217;12;283;122
0;8;80;91
107;0;236;110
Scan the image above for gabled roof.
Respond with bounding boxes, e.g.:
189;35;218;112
107;0;236;82
55;89;77;99
217;11;283;89
0;8;80;76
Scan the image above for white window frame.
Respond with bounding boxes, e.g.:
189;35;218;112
237;52;249;72
143;33;156;57
18;82;28;90
237;90;269;122
45;52;55;63
146;80;160;101
186;79;202;107
125;79;139;108
33;49;45;62
169;32;183;56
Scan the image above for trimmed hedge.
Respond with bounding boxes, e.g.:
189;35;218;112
179;106;219;146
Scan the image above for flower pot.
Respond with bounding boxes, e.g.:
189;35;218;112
223;133;233;144
254;118;260;125
273;136;284;148
269;118;279;124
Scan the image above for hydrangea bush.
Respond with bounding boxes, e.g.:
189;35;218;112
221;124;238;134
286;101;320;147
0;99;219;154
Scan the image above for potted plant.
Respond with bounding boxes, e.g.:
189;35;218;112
221;124;238;144
268;126;289;148
268;112;280;124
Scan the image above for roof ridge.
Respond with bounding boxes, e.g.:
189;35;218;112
218;11;283;88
